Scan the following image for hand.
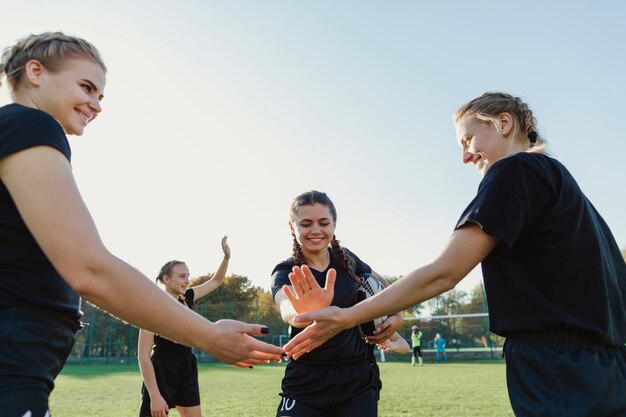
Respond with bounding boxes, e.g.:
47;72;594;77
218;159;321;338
150;393;169;417
204;319;284;368
221;235;231;259
283;305;349;360
283;265;336;315
364;311;403;345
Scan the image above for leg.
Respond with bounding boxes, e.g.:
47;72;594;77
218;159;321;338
0;308;76;417
335;388;377;417
505;339;626;417
177;405;202;417
276;396;325;417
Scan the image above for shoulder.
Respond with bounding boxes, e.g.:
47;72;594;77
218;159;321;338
0;104;70;159
271;258;296;276
270;258;296;297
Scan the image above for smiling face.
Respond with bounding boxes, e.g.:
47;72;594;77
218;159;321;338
26;58;105;136
455;116;513;177
290;203;336;257
162;263;190;297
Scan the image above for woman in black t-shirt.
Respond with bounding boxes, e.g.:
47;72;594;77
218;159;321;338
0;32;282;417
138;237;231;417
271;190;403;417
285;93;626;417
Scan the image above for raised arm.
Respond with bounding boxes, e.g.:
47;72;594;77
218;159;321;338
284;224;497;359
0;146;283;366
192;236;231;300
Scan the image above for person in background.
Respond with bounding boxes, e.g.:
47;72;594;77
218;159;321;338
411;325;423;366
138;237;231;417
434;333;448;363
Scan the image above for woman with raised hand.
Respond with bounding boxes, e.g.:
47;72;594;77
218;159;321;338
138;236;231;417
0;32;282;417
285;92;626;417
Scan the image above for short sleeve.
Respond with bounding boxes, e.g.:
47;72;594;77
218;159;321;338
455;155;551;250
0;104;70;161
185;288;195;309
271;261;294;300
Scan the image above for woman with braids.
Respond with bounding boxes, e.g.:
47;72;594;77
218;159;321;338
138;236;231;417
285;93;626;417
0;32;282;417
271;190;403;417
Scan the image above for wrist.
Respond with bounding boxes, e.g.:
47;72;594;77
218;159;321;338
223;256;230;260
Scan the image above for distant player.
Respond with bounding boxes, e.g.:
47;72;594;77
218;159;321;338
411;325;423;366
138;237;231;417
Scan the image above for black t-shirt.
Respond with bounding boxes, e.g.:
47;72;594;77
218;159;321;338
271;247;371;362
0;103;81;321
152;288;195;359
456;152;626;345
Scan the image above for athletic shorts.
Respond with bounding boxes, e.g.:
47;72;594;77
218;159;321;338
276;356;376;417
412;346;422;356
0;306;80;417
139;353;200;416
504;335;626;417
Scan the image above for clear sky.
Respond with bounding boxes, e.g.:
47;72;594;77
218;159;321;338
2;1;625;295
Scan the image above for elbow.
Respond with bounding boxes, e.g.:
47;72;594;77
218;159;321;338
428;262;465;294
60;250;117;298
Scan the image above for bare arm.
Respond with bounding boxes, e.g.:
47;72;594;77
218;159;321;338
283;225;497;359
366;271;404;343
137;330;169;417
0;147;283;366
193;236;230;300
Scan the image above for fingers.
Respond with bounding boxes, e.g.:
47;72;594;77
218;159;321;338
288;270;306;296
324;268;336;297
283;284;298;306
300;264;317;290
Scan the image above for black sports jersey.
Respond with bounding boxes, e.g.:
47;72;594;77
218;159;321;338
152;288;195;358
0;104;80;322
271;247;371;362
456;152;626;345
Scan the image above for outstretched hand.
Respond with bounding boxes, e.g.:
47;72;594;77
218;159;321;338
283;265;336;315
207;320;284;368
221;235;231;259
282;305;350;360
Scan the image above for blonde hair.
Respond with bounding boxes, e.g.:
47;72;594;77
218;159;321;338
0;31;106;90
454;92;547;153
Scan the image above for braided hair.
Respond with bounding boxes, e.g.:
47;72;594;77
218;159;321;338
289;190;362;285
454;91;547;153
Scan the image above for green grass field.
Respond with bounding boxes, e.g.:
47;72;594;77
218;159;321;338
49;360;514;416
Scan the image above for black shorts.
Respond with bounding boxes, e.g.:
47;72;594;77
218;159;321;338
139;353;200;416
0;306;79;417
412;346;422;356
276;356;376;417
504;336;626;417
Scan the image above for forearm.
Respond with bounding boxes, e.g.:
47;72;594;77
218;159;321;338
212;256;229;282
74;253;214;351
348;262;456;328
279;299;311;328
138;356;161;398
